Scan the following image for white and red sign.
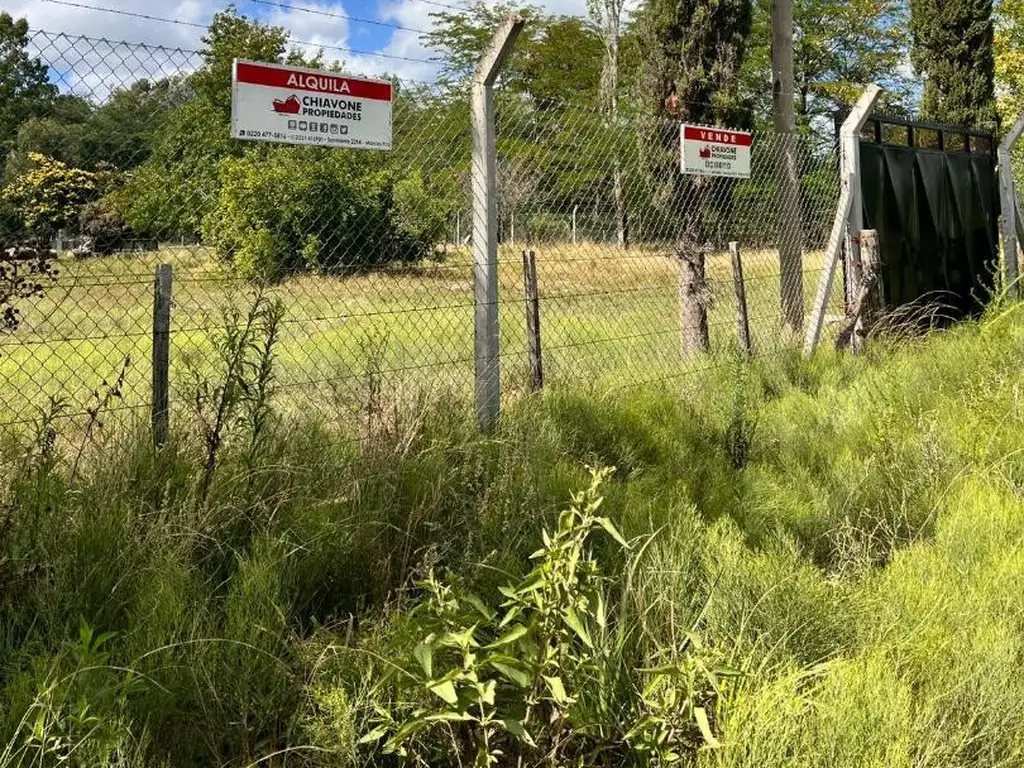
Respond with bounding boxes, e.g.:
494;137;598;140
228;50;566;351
231;59;392;150
681;125;752;178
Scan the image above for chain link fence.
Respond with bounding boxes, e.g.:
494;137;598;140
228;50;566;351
0;30;846;435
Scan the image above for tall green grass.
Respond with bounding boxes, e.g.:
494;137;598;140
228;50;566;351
1;303;1022;766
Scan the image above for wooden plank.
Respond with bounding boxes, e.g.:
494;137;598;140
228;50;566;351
837;229;882;353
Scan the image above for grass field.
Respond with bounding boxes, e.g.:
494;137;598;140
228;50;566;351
0;241;843;427
1;297;1021;766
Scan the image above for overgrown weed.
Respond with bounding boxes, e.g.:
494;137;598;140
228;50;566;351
1;307;1023;766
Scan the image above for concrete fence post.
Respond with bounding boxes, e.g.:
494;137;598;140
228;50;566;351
998;110;1024;297
804;84;882;356
471;14;524;432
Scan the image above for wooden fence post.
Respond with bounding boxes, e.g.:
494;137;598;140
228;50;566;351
837;229;882;354
152;263;172;447
729;242;753;357
678;239;710;358
522;250;543;390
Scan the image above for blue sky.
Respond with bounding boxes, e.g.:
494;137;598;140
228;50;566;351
10;0;589;87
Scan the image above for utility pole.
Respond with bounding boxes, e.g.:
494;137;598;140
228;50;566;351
773;0;804;335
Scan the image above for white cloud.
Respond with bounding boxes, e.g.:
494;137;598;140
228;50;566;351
9;0;633;96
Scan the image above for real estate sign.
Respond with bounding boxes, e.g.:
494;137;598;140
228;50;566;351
231;60;392;150
680;125;752;178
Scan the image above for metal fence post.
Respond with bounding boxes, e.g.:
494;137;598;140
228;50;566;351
804;84;882;356
998;110;1024;297
471;14;524;432
152;263;172;447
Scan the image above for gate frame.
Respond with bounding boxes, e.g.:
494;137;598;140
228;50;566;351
804;84;881;355
998;111;1024;298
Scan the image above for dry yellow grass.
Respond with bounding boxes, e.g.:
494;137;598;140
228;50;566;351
0;241;844;426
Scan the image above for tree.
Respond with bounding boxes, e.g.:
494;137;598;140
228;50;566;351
121;9;294;238
0;13;57;168
995;0;1024;125
635;0;752;355
589;0;630;248
424;3;604;107
520;17;603;107
742;0;907;127
910;0;997;129
1;152;99;234
190;7;290;119
422;2;545;90
636;0;752;125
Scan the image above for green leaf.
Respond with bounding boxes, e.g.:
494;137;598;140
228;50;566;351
501;718;535;746
424;711;473;723
428;679;459;705
544;675;569;704
485;623;528;649
595;516;629;548
595;591;606;629
439;625;477;650
563;607;594;648
479;679;497;705
465;593;494;621
695;706;720;748
558;509;574;534
414;641;433;677
357;725;389;745
498;605;523;628
487;655;533;688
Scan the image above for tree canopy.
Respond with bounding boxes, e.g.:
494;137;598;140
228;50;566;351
911;0;997;129
0;12;57;167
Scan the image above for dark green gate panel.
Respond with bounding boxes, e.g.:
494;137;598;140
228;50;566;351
859;142;998;317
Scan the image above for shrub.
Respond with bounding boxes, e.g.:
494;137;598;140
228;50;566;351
0;153;99;234
79;195;131;255
528;211;571;243
202;146;445;279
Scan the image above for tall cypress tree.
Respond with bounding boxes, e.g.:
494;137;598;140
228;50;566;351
635;0;752;354
910;0;997;129
637;0;752;126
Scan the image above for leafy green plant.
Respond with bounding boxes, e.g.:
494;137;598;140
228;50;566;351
360;467;739;767
191;288;284;502
16;618;144;767
364;467;627;766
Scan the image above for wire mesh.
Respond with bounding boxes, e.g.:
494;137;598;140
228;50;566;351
0;29;846;435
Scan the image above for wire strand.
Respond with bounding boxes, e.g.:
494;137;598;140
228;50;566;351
250;0;430;36
35;0;437;65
